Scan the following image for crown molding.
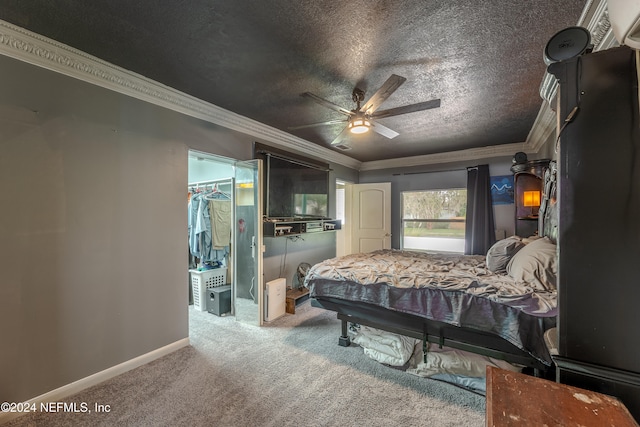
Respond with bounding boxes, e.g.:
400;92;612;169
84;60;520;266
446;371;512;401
0;19;362;171
361;80;554;172
359;142;526;171
526;102;558;152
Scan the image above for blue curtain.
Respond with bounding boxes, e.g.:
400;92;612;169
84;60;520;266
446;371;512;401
465;164;496;255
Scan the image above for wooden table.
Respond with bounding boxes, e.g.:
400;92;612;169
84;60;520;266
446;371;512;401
486;366;639;426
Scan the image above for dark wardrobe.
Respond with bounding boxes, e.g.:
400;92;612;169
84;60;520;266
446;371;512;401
548;46;640;420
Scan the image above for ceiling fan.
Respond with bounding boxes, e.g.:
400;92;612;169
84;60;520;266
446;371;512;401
290;74;440;148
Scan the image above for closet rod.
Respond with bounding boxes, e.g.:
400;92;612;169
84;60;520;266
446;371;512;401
188;177;233;187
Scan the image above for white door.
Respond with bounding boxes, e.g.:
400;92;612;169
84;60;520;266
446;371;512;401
350;182;391;254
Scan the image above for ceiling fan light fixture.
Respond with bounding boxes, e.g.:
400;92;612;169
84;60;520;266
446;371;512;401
296;74;440;145
348;117;371;134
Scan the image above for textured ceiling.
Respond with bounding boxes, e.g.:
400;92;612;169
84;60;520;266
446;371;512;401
0;1;587;162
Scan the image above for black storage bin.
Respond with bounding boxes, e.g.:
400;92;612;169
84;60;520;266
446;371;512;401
207;285;231;316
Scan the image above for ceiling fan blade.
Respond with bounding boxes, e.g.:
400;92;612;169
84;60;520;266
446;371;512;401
288;119;346;130
372;99;441;119
301;92;353;117
371;121;400;139
360;74;406;115
330;126;351;146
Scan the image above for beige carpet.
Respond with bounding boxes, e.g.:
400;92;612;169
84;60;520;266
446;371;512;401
5;302;485;426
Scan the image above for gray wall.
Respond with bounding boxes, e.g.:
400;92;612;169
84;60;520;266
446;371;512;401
0;55;253;402
260;157;359;289
359;159;517;249
263;233;337;288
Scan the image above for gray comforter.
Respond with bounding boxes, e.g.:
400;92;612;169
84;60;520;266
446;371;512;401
304;249;557;365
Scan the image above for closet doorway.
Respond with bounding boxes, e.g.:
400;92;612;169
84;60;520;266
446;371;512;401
188;151;263;326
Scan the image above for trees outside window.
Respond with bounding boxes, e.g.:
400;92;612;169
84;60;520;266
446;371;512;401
402;189;467;252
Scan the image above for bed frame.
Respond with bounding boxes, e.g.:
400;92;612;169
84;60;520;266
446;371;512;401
310;296;550;376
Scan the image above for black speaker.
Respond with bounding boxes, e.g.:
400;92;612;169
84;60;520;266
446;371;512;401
207;285;231;316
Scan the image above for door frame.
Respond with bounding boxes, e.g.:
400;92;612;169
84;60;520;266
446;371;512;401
335;180;351;257
233;159;264;325
187;151;263;325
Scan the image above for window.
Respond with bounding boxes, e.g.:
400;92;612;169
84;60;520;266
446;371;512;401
401;189;467;253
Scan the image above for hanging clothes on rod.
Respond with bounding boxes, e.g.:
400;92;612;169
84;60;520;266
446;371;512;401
188;179;232;266
209;198;231;248
204;183;231;199
205;183;231;250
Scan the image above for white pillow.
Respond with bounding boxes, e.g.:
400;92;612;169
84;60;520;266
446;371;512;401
506;237;557;291
485;236;525;273
407;344;521;378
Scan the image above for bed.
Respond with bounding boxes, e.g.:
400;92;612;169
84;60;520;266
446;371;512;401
304;163;558;378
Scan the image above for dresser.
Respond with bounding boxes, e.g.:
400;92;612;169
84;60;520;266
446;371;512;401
548;45;640;422
486;366;638;426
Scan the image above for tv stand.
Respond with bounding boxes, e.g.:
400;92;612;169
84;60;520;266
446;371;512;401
263;218;341;237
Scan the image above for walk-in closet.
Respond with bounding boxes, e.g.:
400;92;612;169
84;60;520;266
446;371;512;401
188;151;260;325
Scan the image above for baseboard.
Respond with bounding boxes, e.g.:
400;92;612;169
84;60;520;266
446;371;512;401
0;337;189;425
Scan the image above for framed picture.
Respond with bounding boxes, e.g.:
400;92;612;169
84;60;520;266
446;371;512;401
490;175;514;205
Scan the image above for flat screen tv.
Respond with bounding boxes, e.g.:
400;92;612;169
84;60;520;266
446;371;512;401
266;155;329;219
